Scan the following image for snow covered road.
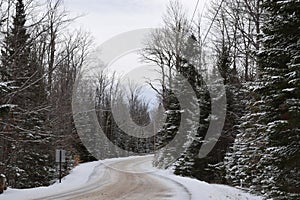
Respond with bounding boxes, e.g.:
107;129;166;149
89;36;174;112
40;156;190;200
0;155;262;200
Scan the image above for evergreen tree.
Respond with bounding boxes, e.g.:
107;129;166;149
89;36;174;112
0;0;53;188
173;35;212;179
1;0;30;85
200;44;248;184
225;1;300;199
217;44;232;85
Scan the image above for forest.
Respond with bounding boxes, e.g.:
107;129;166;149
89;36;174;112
0;0;299;199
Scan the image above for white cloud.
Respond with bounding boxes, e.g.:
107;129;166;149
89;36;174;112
64;0;207;44
64;0;208;105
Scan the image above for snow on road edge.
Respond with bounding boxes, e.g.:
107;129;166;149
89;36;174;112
0;155;262;200
0;161;102;200
154;169;262;200
138;155;262;200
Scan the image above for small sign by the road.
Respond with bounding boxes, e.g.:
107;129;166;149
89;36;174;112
55;149;66;183
55;149;66;163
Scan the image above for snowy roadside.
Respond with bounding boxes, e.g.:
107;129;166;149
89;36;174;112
138;156;262;200
0;155;262;200
0;161;103;200
154;170;262;200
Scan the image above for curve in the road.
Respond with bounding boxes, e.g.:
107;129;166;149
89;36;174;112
37;156;191;200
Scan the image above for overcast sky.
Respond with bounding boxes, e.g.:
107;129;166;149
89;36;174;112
64;0;208;107
64;0;207;45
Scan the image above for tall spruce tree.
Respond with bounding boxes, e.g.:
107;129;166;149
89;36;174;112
258;1;300;198
225;0;300;199
1;0;30;86
0;0;53;188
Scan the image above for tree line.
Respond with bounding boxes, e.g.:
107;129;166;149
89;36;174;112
0;0;299;199
0;0;93;188
0;0;153;188
141;0;299;199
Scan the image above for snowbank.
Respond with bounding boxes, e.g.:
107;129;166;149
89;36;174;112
0;155;262;200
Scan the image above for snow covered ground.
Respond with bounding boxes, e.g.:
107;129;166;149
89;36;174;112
0;155;262;200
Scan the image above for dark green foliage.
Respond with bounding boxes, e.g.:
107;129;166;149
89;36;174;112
225;0;300;199
154;88;183;168
1;0;30;84
217;45;232;85
171;35;212;178
174;39;246;184
257;1;300;198
0;0;54;188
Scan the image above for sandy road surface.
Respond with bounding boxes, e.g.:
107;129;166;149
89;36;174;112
39;156;190;200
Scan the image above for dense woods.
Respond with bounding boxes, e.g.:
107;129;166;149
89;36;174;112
0;0;299;199
0;0;93;188
142;0;299;199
